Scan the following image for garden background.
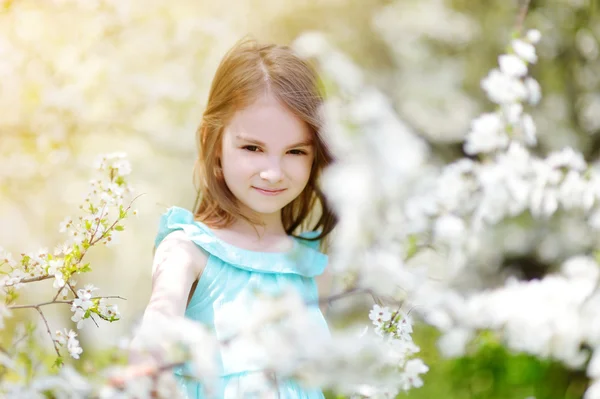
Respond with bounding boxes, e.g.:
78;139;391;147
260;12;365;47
1;0;599;398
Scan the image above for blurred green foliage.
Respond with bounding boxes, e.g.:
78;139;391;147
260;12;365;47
325;325;589;399
407;327;588;399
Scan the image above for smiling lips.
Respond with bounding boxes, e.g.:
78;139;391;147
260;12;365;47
253;187;287;196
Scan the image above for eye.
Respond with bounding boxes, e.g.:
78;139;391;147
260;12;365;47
288;149;307;156
242;145;261;152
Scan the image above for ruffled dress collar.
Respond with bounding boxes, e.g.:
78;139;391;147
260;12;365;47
155;206;328;278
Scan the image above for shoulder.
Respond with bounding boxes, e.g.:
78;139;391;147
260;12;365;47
152;230;209;277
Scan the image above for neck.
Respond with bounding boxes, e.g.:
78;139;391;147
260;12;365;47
229;209;287;238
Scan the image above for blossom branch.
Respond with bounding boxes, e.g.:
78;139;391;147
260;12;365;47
107;361;186;389
515;0;532;34
18;275;54;284
89;204;107;244
0;153;135;373
35;307;61;357
9;300;72;310
52;286;64;302
316;286;375;306
8;295;125;310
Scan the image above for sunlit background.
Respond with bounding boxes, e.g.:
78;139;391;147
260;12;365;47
1;0;599;397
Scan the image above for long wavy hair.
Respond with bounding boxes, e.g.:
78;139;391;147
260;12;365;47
192;38;336;242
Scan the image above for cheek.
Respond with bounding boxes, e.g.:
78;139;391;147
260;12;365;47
221;149;256;180
287;156;313;182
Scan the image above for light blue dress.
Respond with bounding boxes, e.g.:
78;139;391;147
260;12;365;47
155;207;329;399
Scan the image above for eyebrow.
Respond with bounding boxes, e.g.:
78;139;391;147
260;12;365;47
235;134;313;149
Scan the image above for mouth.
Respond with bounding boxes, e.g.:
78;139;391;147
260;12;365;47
252;187;287;196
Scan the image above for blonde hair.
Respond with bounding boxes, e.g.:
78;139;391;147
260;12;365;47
193;38;336;242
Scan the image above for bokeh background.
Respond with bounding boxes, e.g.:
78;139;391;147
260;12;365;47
1;0;599;397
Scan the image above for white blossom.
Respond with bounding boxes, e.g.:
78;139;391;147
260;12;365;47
512;39;538;63
369;305;392;326
481;68;528;105
525;77;542;105
588;350;600;379
558;171;595;210
499;54;528;77
71;308;87;329
433;214;466;243
58;217;72;233
66;331;83;359
546;147;587;171
399;359;429;390
586;379;600;399
464;112;508;154
526;29;542;44
53;270;66;289
521;113;537;146
503;103;523;125
111;159;132;176
5;269;25;289
47;259;64;275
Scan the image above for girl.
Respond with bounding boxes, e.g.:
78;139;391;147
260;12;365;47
137;38;336;398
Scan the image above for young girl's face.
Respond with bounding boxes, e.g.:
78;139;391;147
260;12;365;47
220;92;314;221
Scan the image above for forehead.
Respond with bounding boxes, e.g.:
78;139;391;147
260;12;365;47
224;93;311;145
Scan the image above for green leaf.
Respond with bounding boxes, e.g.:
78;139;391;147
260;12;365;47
79;263;92;273
52;356;64;370
405;234;419;260
114;225;124;231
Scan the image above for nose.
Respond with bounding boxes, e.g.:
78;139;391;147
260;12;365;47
259;157;284;183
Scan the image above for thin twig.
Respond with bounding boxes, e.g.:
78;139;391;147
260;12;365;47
10;331;28;351
9;300;72;310
89;204;107;244
35;307;61;357
108;361;185;389
514;0;532;34
52;286;64;302
91;295;127;301
89;314;100;328
67;282;78;297
9;295;126;310
19;275;53;284
90;194;143;246
316;286;373;306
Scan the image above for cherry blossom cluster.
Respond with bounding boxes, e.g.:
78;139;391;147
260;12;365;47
465;29;542;154
363;305;428;396
54;328;83;359
295;25;600;399
0;153;136;396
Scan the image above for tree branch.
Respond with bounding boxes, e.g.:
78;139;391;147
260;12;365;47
514;0;532;34
9;300;72;310
19;275;53;284
35;307;61;358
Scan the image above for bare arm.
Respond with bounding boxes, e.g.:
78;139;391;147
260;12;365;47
130;230;208;355
144;230;208;318
315;262;333;316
